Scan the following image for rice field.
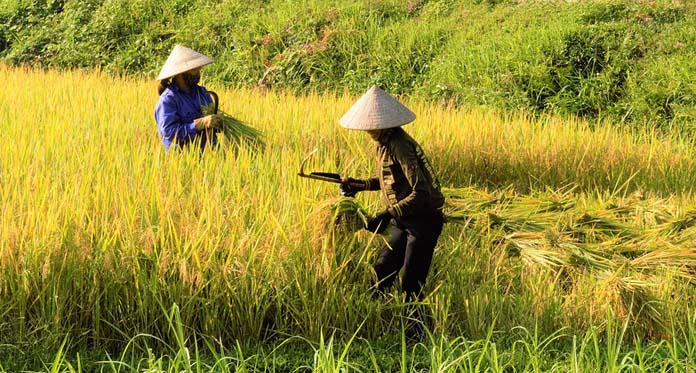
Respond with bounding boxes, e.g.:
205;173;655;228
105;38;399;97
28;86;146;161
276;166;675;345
2;65;696;371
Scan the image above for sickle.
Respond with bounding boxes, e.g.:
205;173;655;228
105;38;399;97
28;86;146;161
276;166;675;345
297;149;362;186
208;91;219;114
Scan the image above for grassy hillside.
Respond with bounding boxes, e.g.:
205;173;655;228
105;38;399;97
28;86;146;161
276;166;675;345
1;0;695;129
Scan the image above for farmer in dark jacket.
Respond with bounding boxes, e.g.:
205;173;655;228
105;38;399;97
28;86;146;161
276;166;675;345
339;86;445;303
154;45;222;151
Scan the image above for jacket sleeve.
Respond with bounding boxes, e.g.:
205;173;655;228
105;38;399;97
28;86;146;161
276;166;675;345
155;96;197;145
363;177;381;191
387;141;431;218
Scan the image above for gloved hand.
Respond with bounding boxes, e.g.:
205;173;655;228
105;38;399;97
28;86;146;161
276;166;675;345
194;114;223;131
340;177;366;197
366;209;392;233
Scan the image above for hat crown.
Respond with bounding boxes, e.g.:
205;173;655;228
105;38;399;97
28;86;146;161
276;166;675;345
339;86;415;130
156;45;213;80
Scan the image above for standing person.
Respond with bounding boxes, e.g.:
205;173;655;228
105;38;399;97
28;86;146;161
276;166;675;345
339;86;445;305
155;44;222;151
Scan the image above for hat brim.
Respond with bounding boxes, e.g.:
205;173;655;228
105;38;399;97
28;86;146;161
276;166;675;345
156;45;214;80
339;86;416;130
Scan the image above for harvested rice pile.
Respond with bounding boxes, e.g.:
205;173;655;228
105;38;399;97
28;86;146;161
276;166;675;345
442;187;696;274
441;186;696;328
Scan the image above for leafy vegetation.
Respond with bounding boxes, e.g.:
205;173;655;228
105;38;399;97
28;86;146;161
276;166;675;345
1;0;694;128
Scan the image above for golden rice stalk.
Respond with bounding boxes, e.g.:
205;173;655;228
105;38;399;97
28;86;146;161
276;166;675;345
573;212;638;242
201;104;265;149
516;185;577;213
442;187;512;213
487;212;550;233
661;209;696;237
504;232;567;269
629;246;696;281
309;196;369;235
562;242;618;272
593;270;663;330
331;197;370;232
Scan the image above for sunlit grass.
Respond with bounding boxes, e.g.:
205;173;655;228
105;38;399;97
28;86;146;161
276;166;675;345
2;65;696;369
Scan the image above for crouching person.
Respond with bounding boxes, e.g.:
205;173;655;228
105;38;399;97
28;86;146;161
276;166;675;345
338;86;445;316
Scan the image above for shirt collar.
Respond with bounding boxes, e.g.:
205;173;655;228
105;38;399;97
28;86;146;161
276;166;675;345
169;81;196;96
378;128;396;144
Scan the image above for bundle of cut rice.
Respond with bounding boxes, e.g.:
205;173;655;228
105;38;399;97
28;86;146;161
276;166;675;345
330;197;370;232
202;104;265;149
310;196;370;235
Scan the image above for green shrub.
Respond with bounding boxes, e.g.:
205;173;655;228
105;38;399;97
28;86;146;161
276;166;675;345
1;0;694;129
507;0;692;126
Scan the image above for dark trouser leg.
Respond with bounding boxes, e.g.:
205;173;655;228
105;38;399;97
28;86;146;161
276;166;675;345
400;212;444;302
373;225;407;293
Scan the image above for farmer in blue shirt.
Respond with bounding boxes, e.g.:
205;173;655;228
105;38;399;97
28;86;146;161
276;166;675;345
154;45;222;151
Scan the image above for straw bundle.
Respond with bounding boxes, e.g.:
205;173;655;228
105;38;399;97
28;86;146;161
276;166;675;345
442;186;696;278
310;196;369;235
331;197;370;232
202;104;265;148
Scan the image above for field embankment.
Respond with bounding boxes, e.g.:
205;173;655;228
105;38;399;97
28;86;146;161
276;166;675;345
1;0;695;128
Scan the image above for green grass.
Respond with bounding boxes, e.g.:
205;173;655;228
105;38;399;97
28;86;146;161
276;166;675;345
1;0;694;128
6;316;696;371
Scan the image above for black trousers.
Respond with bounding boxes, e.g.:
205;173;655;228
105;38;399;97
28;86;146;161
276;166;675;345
373;210;444;301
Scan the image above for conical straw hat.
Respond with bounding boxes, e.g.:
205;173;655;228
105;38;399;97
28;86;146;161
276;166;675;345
156;45;214;80
339;86;416;130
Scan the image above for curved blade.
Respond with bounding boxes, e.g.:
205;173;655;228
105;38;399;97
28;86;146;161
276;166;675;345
298;148;318;176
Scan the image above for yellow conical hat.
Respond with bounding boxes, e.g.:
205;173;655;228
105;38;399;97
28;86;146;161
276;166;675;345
156;45;214;80
339;86;416;130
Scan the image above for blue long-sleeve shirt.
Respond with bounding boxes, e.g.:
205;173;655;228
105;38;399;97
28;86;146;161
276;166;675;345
154;83;215;151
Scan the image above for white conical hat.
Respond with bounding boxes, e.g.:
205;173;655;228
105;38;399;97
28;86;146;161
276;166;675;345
339;86;416;130
156;45;214;80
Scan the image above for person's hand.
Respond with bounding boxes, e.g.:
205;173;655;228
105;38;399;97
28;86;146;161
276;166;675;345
210;114;224;129
194;114;223;131
340;177;366;197
366;210;392;233
193;115;212;130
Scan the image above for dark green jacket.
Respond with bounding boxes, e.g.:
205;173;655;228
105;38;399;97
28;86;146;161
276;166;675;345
363;128;445;218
